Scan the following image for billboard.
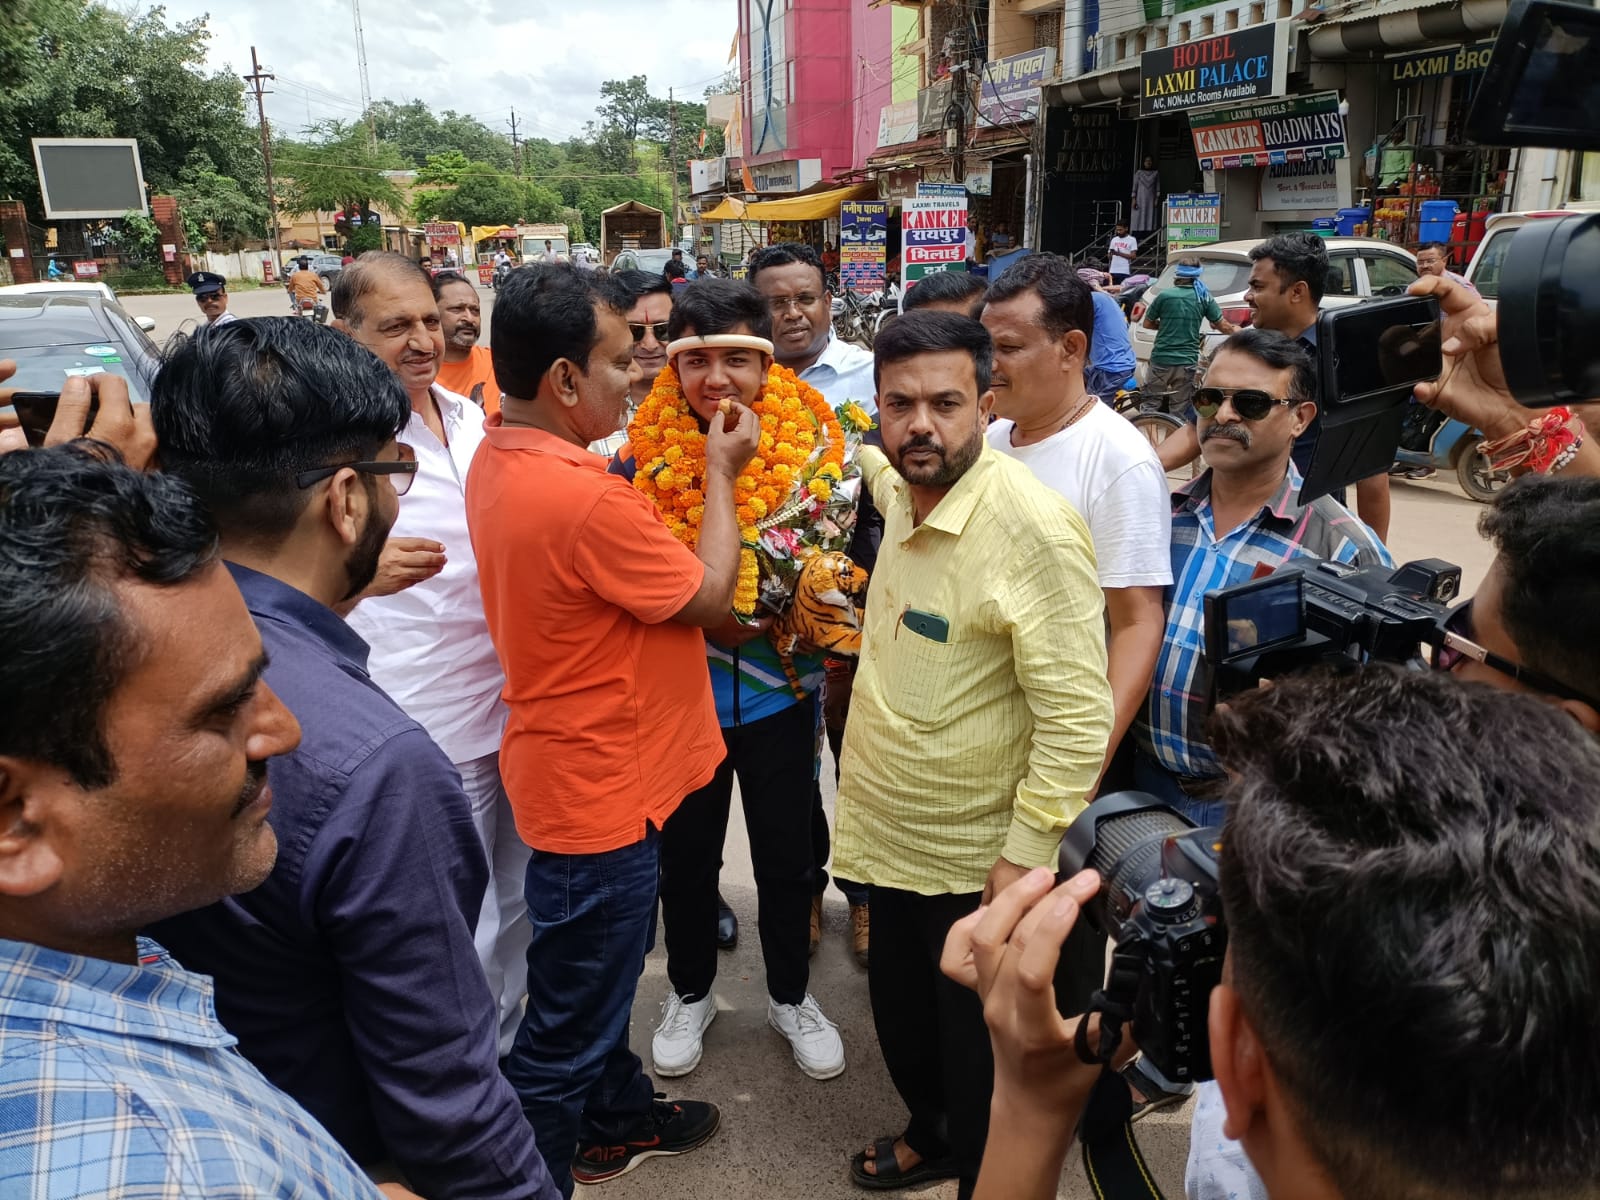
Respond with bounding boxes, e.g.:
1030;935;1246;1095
902;194;968;285
31;138;148;219
1189;91;1347;172
1139;22;1290;117
978;48;1055;128
1166;194;1221;252
839;201;887;294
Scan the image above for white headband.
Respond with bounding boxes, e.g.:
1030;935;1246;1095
666;333;775;360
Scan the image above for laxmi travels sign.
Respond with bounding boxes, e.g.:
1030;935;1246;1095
1189;91;1347;172
1139;22;1290;116
902;194;968;284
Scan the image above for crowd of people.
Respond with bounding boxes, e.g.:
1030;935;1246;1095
1;230;1597;1200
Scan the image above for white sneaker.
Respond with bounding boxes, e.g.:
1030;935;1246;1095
651;992;716;1077
768;993;845;1080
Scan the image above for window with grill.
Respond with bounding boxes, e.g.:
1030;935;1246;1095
1033;11;1060;53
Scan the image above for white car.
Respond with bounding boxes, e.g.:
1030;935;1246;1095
1128;237;1419;379
1461;204;1600;311
0;281;157;331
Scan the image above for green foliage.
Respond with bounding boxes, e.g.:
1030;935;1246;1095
107;210;160;261
347;222;383;255
369;100;514;171
0;1;265;233
102;263;172;292
275;120;406;223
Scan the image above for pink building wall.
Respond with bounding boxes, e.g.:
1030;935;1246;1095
740;0;885;181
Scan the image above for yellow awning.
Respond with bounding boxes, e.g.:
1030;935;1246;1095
698;196;748;222
743;183;876;222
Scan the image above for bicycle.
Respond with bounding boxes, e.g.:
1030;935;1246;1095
1113;382;1201;483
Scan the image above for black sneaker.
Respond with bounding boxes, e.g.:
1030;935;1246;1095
571;1094;721;1185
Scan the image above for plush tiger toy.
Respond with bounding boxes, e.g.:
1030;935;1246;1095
771;549;869;698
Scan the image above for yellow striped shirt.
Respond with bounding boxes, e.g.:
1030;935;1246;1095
834;443;1113;896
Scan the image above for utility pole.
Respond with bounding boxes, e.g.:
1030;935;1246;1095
244;47;282;273
668;87;680;242
510;107;523;179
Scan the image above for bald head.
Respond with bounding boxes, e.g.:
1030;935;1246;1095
330;251;434;329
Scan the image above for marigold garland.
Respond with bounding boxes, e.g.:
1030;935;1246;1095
629;362;846;616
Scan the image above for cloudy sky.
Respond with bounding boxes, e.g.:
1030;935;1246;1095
141;0;737;143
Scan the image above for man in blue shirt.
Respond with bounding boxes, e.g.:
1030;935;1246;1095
1136;328;1391;825
0;444;401;1198
147;319;558;1200
1080;274;1140;401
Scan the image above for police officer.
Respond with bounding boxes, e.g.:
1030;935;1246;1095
186;271;237;326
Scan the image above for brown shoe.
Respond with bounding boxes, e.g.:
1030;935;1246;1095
849;903;869;968
809;892;823;956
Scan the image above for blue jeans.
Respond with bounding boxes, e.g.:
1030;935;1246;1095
505;828;660;1198
1132;751;1227;829
1085;362;1137;401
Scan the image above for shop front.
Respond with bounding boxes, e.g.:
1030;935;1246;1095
1306;0;1515;263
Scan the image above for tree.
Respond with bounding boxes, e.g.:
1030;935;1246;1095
0;1;265;232
412;158;564;228
367;99;515;172
275;120;406;233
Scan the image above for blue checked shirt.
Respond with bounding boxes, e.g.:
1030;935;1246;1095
1137;465;1392;779
0;936;382;1199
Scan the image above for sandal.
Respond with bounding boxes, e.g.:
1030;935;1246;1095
1121;1056;1193;1123
849;1135;960;1191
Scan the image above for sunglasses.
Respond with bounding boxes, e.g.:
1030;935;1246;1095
629;321;670;344
1193;386;1297;421
1431;600;1600;707
295;441;418;497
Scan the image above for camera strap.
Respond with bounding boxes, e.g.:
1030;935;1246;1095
1073;945;1170;1200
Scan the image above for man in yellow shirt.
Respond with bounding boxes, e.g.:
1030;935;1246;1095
837;311;1112;1197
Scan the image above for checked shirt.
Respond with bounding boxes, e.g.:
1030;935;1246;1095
1136;465;1392;780
0;936;381;1199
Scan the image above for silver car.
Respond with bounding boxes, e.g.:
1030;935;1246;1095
1129;237;1419;380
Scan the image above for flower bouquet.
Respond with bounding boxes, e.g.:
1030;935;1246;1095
628;364;874;621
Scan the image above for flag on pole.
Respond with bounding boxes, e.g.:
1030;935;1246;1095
697;128;708;151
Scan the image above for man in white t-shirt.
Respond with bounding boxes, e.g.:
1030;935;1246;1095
1108;221;1138;285
982;253;1172;778
332;252;531;1058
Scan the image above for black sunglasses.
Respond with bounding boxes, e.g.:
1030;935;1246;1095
1431;600;1600;708
295;442;418;496
629;321;670;344
1193;386;1297;421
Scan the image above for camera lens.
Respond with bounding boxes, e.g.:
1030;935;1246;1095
1499;213;1600;408
1060;793;1202;937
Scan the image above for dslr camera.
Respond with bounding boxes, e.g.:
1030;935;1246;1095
1059;794;1223;1084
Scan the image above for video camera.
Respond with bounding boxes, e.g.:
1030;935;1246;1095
1299;0;1600;506
1202;556;1462;696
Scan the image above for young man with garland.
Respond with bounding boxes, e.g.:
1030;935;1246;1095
611;279;849;1083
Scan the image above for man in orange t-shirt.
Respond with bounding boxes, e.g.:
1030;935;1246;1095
286;256;327;312
433;271;501;412
466;264;759;1197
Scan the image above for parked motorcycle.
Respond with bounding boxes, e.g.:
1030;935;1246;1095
831;288;877;349
1392;405;1507;503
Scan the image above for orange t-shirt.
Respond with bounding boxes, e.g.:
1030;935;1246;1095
288;269;324;303
465;417;723;854
436;345;501;414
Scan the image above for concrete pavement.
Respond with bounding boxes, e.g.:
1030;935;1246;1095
126;281;1495;1198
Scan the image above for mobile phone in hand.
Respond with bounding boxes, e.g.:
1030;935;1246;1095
7;392;84;448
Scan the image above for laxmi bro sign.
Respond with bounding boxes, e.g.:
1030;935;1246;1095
1139;22;1290;117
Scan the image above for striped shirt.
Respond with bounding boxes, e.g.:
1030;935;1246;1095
1137;465;1392;779
0;937;382;1199
833;443;1113;896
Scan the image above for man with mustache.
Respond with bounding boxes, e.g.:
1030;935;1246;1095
147;319;558;1199
835;311;1112;1197
331;253;534;1071
433;270;500;412
1135;326;1390;823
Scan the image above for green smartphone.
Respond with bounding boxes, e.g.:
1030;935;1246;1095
902;608;950;643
